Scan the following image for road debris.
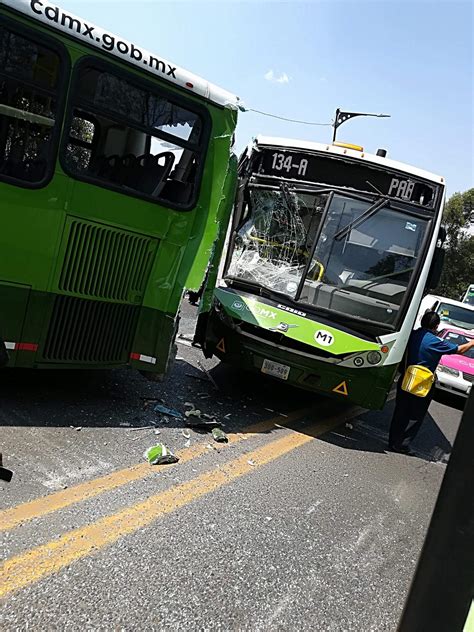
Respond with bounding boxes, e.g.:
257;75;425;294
129;425;157;432
0;453;13;482
182;429;191;439
345;422;354;430
154;403;183;419
176;333;194;347
185;416;221;430
212;428;228;443
185;409;202;418
197;360;219;390
154;429;161;436
144;444;179;465
247;459;256;466
142;397;164;410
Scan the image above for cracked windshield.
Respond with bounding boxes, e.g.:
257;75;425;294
228;189;428;326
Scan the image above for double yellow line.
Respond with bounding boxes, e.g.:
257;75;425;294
0;405;355;599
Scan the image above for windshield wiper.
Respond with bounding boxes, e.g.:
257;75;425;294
227;276;272;299
334;197;388;241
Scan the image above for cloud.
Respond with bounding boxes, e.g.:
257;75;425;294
264;69;290;84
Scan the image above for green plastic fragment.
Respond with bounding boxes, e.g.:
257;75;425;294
211;428;228;443
145;443;179;465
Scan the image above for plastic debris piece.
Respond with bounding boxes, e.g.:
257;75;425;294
154;403;182;419
224;413;232;419
119;422;131;427
185;409;202;418
144;443;179;465
345;422;354;430
264;408;275;413
75;427;82;432
154;429;161;435
182;429;191;439
184;439;191;448
212;428;228;443
129;425;156;431
197;360;219;390
247;459;256;466
0;454;13;483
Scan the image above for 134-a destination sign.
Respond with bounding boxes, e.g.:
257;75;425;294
257;149;439;208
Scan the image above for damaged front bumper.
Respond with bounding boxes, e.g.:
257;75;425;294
201;305;397;410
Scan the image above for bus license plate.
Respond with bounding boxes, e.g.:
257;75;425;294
261;359;290;380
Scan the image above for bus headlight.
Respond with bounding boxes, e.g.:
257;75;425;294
367;351;382;365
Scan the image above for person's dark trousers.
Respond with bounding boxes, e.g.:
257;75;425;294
389;380;434;449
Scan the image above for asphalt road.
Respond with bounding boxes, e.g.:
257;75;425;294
0;303;466;631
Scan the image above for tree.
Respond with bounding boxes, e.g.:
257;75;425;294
437;188;474;299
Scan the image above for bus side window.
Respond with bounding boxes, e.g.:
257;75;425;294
62;62;206;209
64;114;97;173
0;24;62;186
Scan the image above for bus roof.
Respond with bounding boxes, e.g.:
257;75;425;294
254;136;445;185
1;0;241;109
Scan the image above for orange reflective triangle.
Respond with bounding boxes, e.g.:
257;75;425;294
216;338;226;353
333;381;348;396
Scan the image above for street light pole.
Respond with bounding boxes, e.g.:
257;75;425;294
332;108;391;142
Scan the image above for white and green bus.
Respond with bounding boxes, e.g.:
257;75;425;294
196;137;446;409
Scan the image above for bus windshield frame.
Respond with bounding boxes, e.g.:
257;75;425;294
225;172;437;336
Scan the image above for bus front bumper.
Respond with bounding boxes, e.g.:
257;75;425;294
203;313;397;411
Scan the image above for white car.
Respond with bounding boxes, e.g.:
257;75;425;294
416;294;474;331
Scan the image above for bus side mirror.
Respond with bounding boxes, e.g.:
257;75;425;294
426;226;446;291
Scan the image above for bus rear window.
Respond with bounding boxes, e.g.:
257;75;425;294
63;62;206;209
0;24;61;185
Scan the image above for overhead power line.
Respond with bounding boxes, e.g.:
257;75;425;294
243;107;332;127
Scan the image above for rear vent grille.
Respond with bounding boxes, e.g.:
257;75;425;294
42;296;138;363
58;220;158;302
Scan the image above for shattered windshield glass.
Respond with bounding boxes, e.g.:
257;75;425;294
299;195;428;326
227;186;329;298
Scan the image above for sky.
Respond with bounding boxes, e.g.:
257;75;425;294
56;0;472;196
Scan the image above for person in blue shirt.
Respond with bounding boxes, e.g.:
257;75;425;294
388;310;474;455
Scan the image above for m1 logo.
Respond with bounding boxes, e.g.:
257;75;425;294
388;177;415;201
314;329;334;347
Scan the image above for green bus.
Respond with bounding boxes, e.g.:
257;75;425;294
196;137;446;409
0;0;239;377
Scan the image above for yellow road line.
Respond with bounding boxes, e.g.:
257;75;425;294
0;411;343;599
0;407;314;532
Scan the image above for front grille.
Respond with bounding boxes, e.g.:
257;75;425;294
58;219;157;302
463;372;474;384
238;320;337;359
42;296;138;363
